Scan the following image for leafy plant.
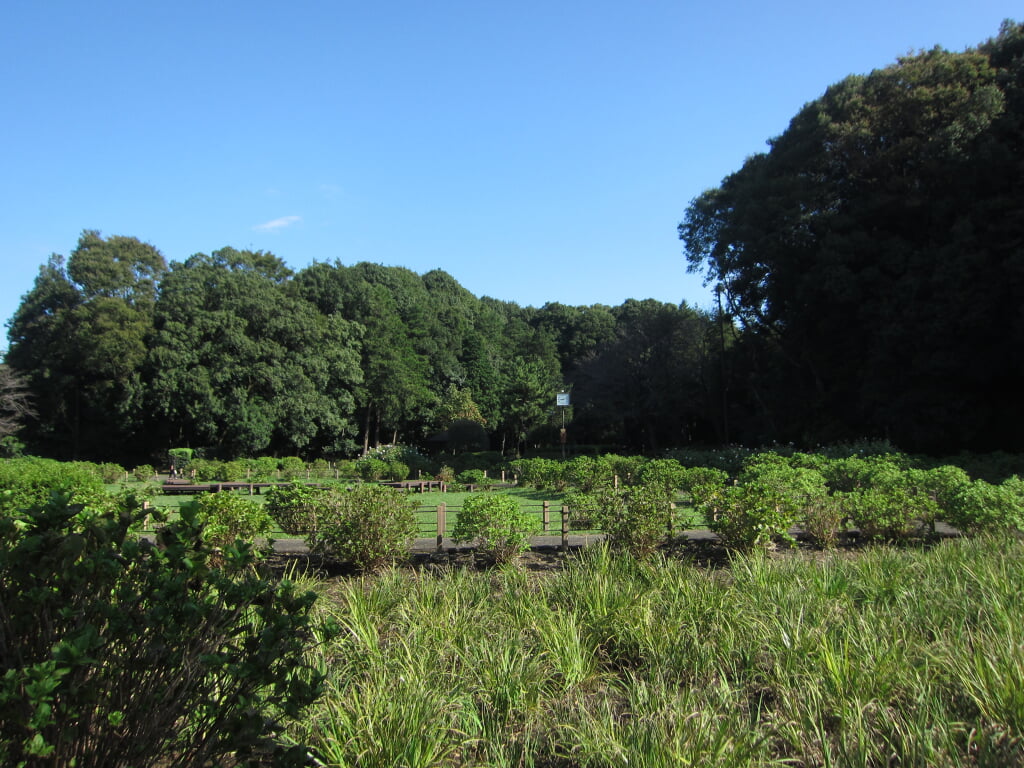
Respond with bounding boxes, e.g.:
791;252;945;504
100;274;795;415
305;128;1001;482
0;494;327;767
280;456;307;481
98;462;126;483
188;491;276;553
355;456;388;482
695;463;829;549
948;476;1024;534
452;492;541;564
309;484;418;571
568;485;676;559
265;482;325;535
132;463;156;482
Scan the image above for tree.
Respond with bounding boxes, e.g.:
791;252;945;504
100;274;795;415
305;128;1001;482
680;22;1024;452
5;232;166;460
148;249;363;457
0;365;36;440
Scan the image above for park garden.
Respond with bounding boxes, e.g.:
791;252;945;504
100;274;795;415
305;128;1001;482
4;19;1024;767
2;445;1024;765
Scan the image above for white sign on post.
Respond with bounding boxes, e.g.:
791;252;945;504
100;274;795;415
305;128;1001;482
556;393;570;407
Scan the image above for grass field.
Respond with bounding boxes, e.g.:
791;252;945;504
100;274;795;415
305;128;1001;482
285;535;1024;767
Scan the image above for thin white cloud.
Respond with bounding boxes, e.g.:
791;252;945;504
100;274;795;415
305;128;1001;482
253;215;301;232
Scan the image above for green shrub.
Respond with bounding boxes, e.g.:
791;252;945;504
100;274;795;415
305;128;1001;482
567;486;676;559
437;465;456;484
510;457;565;491
98;462;126;483
310;458;332;479
188;492;276;553
457;468;490;488
132;464;156;482
835;462;937;541
678;466;729;494
249;456;280;482
386;461;410;482
279;456;307;481
355;456;388;482
188;458;225;482
638;458;687;498
564;455;614;492
0;494;327;767
452;493;541;564
265;483;324;535
0;458;111;517
221;458;250;482
948;477;1024;534
309;485;418;571
696;463;829;550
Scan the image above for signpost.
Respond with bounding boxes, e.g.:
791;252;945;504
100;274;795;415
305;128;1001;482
556;392;570;458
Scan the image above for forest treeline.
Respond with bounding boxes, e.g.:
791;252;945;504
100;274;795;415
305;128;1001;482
5;21;1023;463
4;234;720;463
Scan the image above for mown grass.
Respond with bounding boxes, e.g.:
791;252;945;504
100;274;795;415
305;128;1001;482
285;536;1024;767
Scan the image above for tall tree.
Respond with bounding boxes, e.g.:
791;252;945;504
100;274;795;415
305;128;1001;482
681;22;1024;452
148;249;362;457
6;232;166;460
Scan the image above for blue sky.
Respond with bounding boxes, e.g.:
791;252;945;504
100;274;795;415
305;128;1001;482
1;1;1019;347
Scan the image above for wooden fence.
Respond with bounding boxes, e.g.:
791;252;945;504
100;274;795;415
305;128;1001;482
418;502;577;551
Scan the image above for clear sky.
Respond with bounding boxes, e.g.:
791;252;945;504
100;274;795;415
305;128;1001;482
1;1;1019;347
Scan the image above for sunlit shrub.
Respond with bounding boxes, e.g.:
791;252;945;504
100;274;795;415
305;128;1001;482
452;493;540;564
309;484;417;571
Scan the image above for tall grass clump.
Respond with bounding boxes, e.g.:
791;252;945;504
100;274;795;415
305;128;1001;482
289;535;1024;766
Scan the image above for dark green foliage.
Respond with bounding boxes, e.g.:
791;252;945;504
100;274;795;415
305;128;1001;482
509;457;566;491
0;494;326;767
948;476;1024;534
307;484;418;571
456;468;490;488
131;463;155;482
563;454;615;492
681;23;1024;453
451;493;540;564
97;462;126;483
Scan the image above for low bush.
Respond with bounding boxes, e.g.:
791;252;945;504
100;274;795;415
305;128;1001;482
564;455;614;492
0;494;326;767
452;493;541;564
279;456;307;481
265;482;324;535
309;484;418;571
456;468;490;488
98;462;126;483
386;460;410;482
948;476;1024;534
355;456;388;482
566;485;677;559
188;458;225;483
188;492;276;554
132;463;156;482
0;458;111;517
510;457;565;491
695;462;829;550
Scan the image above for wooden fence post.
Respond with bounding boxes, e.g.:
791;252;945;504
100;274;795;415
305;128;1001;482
561;505;569;551
436;503;446;552
542;501;550;533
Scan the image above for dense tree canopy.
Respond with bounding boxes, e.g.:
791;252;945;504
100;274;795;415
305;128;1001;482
681;21;1024;453
5;235;713;462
